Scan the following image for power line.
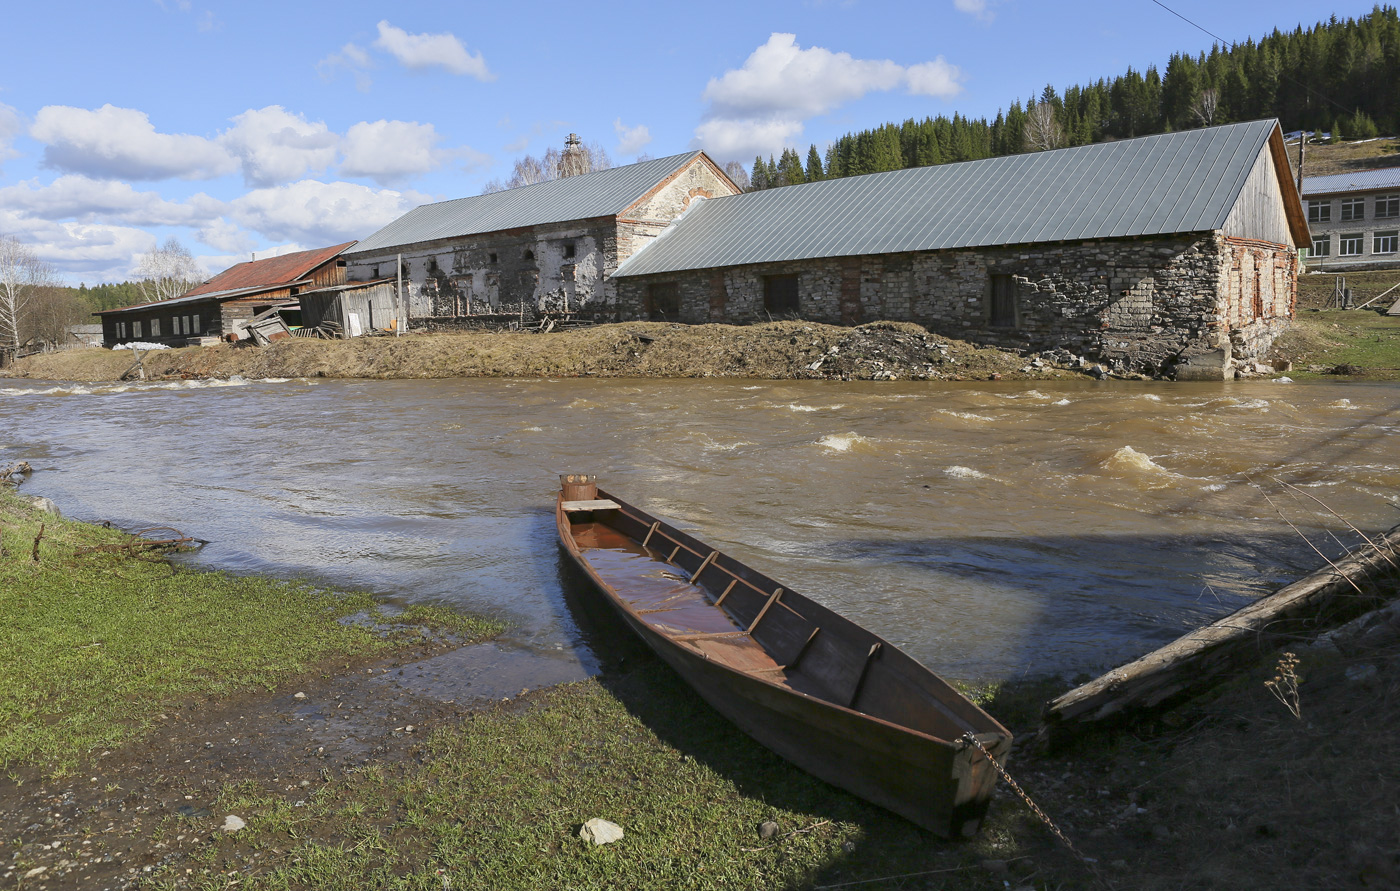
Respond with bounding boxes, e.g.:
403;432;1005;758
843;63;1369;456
1148;0;1355;117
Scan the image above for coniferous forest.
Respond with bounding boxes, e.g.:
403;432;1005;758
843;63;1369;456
748;5;1400;189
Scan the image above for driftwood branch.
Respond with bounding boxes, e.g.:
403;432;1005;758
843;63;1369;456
1039;526;1400;746
74;525;204;557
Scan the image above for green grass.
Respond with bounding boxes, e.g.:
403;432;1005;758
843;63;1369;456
0;489;503;773
152;662;1053;891
1274;309;1400;379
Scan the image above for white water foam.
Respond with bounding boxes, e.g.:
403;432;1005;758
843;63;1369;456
944;465;989;480
0;378;255;397
1101;445;1172;475
816;433;871;452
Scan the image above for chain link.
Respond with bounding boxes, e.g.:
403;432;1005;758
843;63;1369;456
961;732;1085;859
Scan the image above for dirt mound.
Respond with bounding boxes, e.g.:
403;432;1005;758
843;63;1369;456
5;322;1094;383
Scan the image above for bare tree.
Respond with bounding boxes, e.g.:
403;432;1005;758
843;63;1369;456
723;160;751;191
510;155;550;188
1023;101;1065;152
135;237;203;302
0;236;59;350
1192;89;1220;127
480;135;614;195
26;288;91;350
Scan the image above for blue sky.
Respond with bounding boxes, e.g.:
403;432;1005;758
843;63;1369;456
0;0;1380;284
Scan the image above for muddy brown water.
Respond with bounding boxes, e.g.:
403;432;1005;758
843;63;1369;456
3;376;1398;688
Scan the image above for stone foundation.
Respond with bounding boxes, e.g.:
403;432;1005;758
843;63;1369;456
615;230;1299;377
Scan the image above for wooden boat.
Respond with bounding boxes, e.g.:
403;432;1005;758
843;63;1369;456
555;474;1012;837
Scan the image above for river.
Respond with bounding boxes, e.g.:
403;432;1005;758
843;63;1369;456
2;376;1397;683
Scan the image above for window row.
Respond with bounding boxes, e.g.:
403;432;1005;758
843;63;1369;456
1311;231;1399;257
113;314;202;340
1308;194;1400;224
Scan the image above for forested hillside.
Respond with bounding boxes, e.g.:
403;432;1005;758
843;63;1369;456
749;5;1400;188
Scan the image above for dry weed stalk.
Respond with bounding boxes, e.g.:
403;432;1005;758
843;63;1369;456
1265;652;1302;719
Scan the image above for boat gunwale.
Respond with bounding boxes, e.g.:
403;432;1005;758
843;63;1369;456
555;491;1006;750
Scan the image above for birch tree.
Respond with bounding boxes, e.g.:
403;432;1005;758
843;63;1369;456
1023;101;1066;151
0;236;58;350
135;237;203;302
1192;88;1220;127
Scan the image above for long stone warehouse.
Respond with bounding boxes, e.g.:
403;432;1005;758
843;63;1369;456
348;119;1308;379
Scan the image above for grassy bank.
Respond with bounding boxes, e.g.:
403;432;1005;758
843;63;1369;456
1297;268;1400;310
0;488;502;774
1273;309;1400;378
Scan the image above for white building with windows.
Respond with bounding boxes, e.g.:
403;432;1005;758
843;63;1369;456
1302;167;1400;270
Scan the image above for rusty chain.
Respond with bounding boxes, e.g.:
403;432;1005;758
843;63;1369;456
961;732;1093;864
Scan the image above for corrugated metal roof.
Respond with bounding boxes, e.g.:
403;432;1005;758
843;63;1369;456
1302;166;1400;195
95;283;304;315
183;241;355;298
347;152;703;255
614;121;1281;278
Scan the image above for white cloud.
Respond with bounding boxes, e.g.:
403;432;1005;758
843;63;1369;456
373;21;494;80
220;106;340;187
229;179;429;246
613;119;652;157
31;104;238;181
953;0;994;21
0;175;225;227
906;59;964;98
340;120;447;184
702;34;905;121
317;42;374;91
692;118;805;163
195;217;257;254
692;33;965;162
0;208;160;281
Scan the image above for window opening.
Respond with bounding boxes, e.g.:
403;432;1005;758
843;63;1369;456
647;282;680;320
1310;235;1330;257
1374;230;1398;255
1340;197;1365;222
1308;201;1331;224
1339;233;1364;256
763;274;800;316
989;273;1017;327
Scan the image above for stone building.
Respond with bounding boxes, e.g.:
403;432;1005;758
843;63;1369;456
343;145;739;322
612;120;1308;379
1301;166;1400;271
99;242;355;346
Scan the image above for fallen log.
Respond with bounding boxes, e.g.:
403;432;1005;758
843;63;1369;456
1038;526;1400;747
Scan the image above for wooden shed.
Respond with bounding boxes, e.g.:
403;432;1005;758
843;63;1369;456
98;242;355;346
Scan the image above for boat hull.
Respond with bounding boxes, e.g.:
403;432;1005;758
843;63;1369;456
556;488;1009;837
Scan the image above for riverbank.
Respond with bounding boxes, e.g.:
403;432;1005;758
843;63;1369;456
3;484;1398;889
0;321;1109;384
8;313;1400;385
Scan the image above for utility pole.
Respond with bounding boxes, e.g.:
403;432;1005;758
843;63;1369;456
1296;131;1306;195
396;253;404;337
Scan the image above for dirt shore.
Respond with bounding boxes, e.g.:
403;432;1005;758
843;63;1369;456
2;321;1098;384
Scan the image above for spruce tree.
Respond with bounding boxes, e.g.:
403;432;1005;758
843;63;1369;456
750;155;768;190
805;145;824;181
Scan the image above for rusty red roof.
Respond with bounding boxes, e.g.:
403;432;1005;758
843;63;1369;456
182;241;356;298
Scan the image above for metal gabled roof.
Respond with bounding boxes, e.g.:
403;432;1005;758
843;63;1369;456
183;241;356;298
1302;166;1400;196
614;120;1282;278
347;152;705;255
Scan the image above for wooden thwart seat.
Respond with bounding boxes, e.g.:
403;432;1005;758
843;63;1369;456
561;499;621;512
672;630;750;642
